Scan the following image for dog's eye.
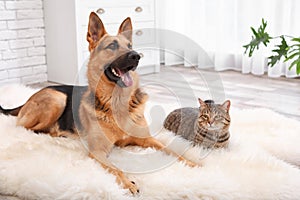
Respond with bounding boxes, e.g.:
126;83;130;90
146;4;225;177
128;43;132;49
107;41;119;50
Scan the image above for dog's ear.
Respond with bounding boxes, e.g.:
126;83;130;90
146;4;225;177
118;17;132;42
87;12;107;52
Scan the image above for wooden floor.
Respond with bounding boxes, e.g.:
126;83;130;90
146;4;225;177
30;65;300;120
140;66;300;120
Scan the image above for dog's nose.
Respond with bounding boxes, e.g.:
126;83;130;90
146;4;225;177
128;51;141;62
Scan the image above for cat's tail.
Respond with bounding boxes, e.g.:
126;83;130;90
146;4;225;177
0;105;23;116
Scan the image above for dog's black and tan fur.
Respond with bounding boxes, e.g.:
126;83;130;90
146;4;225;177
0;12;199;194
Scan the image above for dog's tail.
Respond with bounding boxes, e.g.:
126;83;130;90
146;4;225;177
0;105;22;116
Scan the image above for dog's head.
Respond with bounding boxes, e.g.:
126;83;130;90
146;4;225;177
86;12;140;88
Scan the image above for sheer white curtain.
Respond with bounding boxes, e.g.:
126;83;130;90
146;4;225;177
157;0;300;78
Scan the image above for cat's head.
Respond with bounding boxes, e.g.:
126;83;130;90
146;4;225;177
197;98;231;131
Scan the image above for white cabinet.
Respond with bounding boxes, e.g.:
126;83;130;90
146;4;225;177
44;0;159;85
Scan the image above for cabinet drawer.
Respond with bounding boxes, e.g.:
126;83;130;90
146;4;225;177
133;26;157;47
81;0;154;7
93;21;155;37
136;49;160;67
80;0;155;25
80;21;156;52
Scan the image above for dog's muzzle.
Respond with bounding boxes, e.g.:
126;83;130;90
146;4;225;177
104;51;141;88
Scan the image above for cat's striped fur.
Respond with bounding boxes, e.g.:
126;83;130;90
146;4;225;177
163;99;231;148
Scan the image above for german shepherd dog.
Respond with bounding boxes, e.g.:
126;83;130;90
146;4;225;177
0;12;199;194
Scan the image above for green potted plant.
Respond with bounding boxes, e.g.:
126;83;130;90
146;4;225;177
243;19;300;75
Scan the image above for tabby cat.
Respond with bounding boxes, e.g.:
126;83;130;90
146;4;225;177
163;98;231;148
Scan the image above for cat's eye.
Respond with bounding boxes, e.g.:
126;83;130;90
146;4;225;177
128;43;132;49
215;116;222;121
201;115;209;120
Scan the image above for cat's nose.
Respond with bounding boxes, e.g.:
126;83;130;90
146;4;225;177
208;120;214;126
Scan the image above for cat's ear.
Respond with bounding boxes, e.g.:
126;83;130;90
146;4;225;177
222;100;231;112
198;98;206;108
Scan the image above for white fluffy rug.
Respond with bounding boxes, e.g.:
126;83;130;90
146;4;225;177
0;85;300;200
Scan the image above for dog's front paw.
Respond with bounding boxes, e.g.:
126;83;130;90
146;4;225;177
185;160;202;168
125;181;140;195
178;156;202;168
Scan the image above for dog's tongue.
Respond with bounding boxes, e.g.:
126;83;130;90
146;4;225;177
116;68;133;87
121;72;133;87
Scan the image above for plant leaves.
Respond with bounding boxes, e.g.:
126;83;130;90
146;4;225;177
284;38;300;75
287;55;300;75
267;36;289;67
292;37;300;43
243;18;272;57
290;44;300;48
285;51;300;61
288;58;298;70
251;27;258;37
244;20;300;75
288;48;299;54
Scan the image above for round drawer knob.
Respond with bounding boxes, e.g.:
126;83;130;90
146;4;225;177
96;8;105;14
139;53;144;58
135;30;143;36
135;6;143;13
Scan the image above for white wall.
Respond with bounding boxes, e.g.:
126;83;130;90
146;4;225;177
157;0;300;78
0;0;47;85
